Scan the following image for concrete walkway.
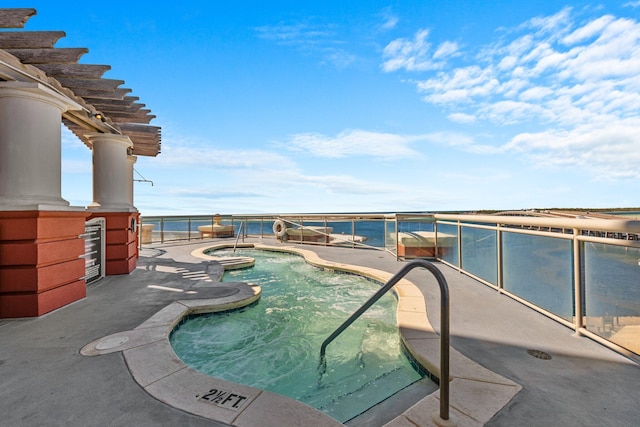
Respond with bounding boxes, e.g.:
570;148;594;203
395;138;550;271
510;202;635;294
1;238;638;426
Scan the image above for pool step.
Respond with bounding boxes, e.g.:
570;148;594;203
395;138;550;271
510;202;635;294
345;376;439;426
214;256;255;270
315;321;423;422
318;366;422;423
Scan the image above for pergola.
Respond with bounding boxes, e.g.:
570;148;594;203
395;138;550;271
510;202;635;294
0;8;161;156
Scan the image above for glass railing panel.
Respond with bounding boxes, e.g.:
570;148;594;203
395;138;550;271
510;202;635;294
324;219;355;246
584;242;640;355
502;232;573;321
281;220;329;244
461;226;497;285
159;217;194;242
140;218;161;244
394;218;437;258
384;218;397;254
321;220;349;245
189;218;213;238
242;218;269;237
397;218;435;233
436;223;458;266
353;219;385;248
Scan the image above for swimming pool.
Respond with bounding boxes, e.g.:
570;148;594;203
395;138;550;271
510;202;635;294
170;249;433;423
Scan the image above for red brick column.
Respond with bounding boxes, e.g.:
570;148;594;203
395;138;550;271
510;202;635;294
0;210;88;318
88;211;139;275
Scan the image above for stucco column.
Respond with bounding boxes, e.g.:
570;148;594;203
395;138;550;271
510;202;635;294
87;133;135;212
126;154;137;208
0;82;81;209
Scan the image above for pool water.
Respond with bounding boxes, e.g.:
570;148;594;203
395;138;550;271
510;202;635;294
170;249;427;423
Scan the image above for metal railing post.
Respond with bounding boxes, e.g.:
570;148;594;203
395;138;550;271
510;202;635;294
351;218;355;249
497;224;503;291
574;228;584;333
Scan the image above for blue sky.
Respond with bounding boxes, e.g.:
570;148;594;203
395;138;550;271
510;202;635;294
15;1;640;215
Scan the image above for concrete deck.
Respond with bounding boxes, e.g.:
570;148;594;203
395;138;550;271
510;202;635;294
1;238;639;426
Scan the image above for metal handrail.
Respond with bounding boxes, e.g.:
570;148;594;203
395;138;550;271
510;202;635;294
318;260;451;422
233;222;245;252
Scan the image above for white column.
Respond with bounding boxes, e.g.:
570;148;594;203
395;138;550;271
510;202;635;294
0;82;81;209
126;154;137;208
86;133;135;212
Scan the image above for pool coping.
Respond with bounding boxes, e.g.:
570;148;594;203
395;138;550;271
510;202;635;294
81;243;521;427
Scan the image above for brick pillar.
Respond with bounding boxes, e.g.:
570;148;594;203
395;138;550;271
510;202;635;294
0;82;87;318
86;211;138;275
0;211;88;317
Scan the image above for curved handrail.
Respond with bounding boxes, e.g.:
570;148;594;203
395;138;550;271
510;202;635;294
318;260;451;423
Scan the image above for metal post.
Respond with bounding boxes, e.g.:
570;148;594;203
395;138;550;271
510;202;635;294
395;216;399;261
325;217;329;247
352;218;355;249
574;228;583;332
497;224;503;291
457;221;462;270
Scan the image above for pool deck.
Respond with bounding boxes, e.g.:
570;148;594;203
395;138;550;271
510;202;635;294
1;238;639;426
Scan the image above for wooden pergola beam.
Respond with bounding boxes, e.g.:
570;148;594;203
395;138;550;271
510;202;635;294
4;47;88;64
36;63;112;79
70;87;132;100
55;77;126;91
0;31;66;49
0;8;36;28
82;96;140;108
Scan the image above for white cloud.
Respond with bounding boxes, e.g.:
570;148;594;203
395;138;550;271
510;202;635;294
254;21;356;70
254;23;334;44
382;29;458;72
379;8;399;30
283;129;424;159
296;172;398;194
417;65;499;104
448;112;476;123
433;41;460;59
479;100;549;125
504;118;640;179
562;15;616;45
167;188;263;199
155;133;298;171
322;48;357;69
525;7;573;38
519;86;553;101
386;7;640;179
424;131;499;154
